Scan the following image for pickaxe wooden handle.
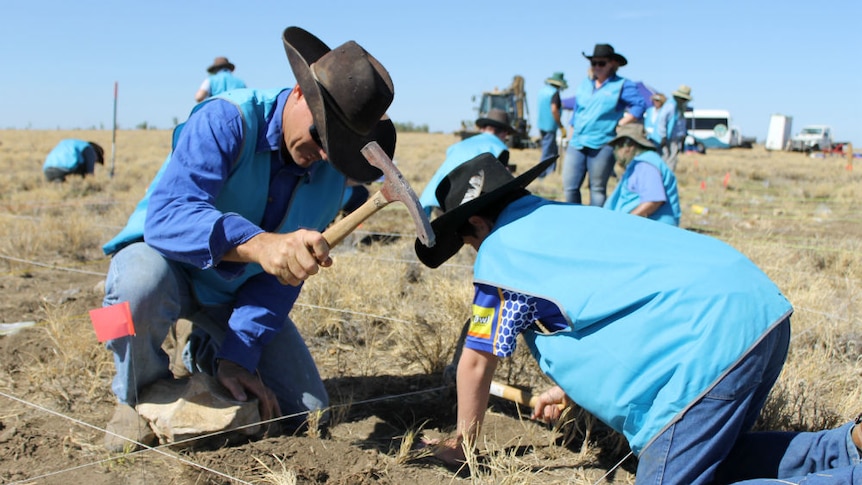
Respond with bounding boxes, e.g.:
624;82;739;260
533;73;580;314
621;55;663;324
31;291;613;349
322;142;435;248
489;380;566;410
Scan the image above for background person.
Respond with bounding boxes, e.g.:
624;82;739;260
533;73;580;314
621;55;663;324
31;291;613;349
42;139;104;182
643;93;666;147
99;26;396;452
415;153;862;484
536;71;567;177
604;124;680;225
418;108;514;217
662;84;693;171
561;43;647;206
194;56;247;102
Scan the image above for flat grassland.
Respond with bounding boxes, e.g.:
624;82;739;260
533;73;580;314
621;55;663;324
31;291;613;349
0;130;860;484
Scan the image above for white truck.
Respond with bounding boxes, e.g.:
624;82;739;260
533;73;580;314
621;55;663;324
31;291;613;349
790;124;832;152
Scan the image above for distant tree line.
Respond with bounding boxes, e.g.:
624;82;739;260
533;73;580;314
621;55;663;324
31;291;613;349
393;121;429;133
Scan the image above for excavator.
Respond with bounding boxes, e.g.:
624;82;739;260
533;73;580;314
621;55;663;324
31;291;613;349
457;75;536;149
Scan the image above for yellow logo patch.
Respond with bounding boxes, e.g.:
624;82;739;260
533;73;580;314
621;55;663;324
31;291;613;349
468;304;494;339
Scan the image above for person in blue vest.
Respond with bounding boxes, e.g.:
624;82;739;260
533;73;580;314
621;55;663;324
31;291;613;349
194;56;247;102
536;72;568;178
415;153;862;484
42;139;104;182
561;44;647;206
418;108;514;217
643;93;666;147
662;84;693;172
99;27;396;452
604;124;681;225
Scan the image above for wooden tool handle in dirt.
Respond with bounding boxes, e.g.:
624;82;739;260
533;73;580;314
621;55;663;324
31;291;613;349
322;190;389;248
489;380;566;410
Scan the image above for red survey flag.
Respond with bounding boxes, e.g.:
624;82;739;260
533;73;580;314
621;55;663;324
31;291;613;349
89;301;136;342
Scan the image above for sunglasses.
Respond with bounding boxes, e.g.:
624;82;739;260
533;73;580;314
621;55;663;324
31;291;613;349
591;60;608;68
309;124;323;148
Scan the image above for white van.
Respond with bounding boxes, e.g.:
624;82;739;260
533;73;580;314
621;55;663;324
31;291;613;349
684;109;741;150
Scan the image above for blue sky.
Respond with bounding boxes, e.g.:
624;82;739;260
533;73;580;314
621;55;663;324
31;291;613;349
3;0;860;143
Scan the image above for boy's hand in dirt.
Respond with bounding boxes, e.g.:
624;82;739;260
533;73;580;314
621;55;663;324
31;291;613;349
216;359;281;421
417;436;466;465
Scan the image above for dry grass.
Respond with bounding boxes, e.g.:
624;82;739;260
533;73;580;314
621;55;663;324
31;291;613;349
0;129;860;484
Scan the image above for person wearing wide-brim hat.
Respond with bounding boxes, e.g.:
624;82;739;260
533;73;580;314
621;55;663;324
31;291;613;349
561;43;647;207
537;72;568;178
418;108;515;217
414;154;856;485
195;56;247;102
662;84;694;172
100;26;397;452
604;123;681;225
42;139;104;182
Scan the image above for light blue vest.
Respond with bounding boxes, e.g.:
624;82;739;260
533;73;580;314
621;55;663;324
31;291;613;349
209;70;246;97
604;150;681;226
536;84;559;132
43;139;93;171
474;196;792;454
644;107;661;145
102;88;345;305
571;76;625;149
665;99;686;141
419;133;508;213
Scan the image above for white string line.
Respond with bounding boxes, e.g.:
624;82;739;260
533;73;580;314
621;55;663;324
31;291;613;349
593;451;633;485
0;253;106;276
0;384;450;484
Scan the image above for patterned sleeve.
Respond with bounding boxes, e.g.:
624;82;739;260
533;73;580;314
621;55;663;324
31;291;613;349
464;283;567;358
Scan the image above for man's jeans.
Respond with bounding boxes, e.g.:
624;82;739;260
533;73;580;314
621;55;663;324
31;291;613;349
539;130;558;178
637;318;862;484
103;242;328;428
561;144;615;206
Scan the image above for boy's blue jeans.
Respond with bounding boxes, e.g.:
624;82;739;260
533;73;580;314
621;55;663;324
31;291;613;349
102;242;328;428
637;318;862;484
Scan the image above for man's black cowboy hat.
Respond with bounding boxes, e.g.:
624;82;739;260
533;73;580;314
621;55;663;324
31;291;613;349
283;27;395;183
414;154;555;268
582;43;628;67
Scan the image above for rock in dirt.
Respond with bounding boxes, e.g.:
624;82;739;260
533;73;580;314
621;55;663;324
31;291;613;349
136;373;261;448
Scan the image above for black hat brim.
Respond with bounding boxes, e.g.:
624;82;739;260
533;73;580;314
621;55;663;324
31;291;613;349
414;156;556;268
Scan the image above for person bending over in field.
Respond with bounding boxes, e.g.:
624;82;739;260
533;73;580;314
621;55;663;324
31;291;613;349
417;153;862;484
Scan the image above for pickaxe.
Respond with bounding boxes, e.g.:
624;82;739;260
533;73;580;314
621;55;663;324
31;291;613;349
322;141;435;249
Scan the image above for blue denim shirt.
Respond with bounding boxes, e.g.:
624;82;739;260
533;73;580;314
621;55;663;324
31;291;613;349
145;90;311;371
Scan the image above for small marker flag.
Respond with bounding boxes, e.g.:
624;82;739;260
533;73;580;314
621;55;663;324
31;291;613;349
89;301;135;343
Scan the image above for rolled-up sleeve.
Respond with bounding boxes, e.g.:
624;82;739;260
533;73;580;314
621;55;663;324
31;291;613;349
620;80;648;119
144;100;264;272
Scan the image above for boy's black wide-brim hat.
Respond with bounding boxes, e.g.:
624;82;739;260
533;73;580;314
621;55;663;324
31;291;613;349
414;154;555;268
